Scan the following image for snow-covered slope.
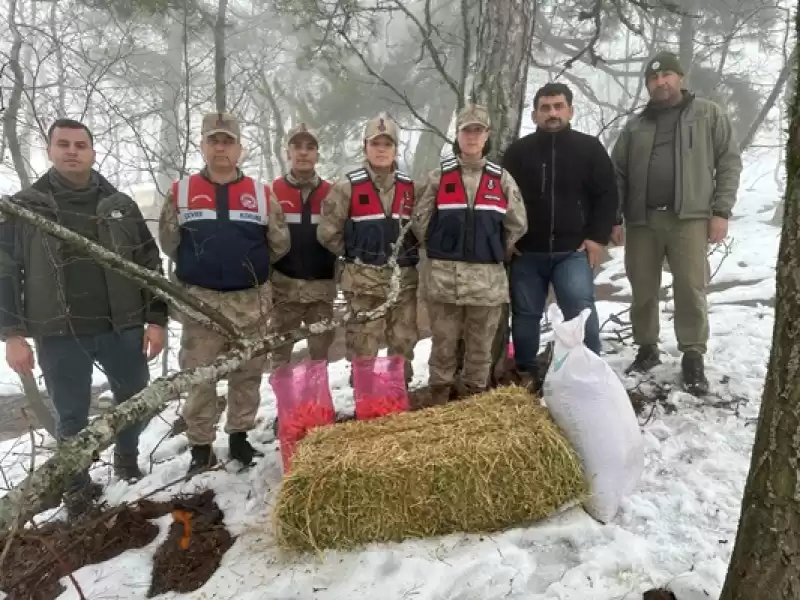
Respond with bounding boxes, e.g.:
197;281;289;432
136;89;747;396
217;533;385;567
0;156;781;599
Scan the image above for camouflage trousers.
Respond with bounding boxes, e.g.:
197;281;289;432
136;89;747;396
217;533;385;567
270;300;335;368
344;289;418;381
179;321;268;446
428;301;504;388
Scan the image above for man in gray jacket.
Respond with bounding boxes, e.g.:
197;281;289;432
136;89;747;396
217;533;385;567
0;119;167;517
611;51;742;394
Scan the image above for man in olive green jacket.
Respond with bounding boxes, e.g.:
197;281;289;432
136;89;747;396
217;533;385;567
0;119;167;517
610;51;742;394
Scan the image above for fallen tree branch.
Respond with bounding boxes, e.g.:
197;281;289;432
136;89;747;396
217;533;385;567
0;195;244;339
0;219;413;530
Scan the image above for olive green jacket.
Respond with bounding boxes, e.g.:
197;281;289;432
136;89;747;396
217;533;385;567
611;91;742;225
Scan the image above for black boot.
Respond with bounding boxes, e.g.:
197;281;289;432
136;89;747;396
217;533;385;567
187;444;217;475
113;452;144;482
681;350;709;395
518;371;543;395
63;481;103;521
229;432;264;467
626;344;662;374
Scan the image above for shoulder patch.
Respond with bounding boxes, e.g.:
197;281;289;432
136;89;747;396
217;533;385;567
346;168;369;183
441;157;459;173
485;161;502;176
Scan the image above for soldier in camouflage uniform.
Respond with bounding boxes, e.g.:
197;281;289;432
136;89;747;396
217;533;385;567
159;112;290;474
317;114;420;384
269;124;337;368
413;104;527;404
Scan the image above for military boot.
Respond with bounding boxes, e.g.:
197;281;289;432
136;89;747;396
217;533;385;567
229;432;264;467
63;481;103;521
429;384;452;406
113;452;144;482
681;351;709;396
455;384;485;400
518;371;543;395
626;344;661;374
187;444;217;476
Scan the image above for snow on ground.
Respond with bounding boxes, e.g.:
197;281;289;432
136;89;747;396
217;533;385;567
0;157;782;599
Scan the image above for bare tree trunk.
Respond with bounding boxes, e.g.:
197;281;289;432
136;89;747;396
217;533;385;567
155;19;185;200
718;13;800;595
678;7;695;85
3;0;31;189
472;0;535;159
49;0;66;117
462;0;535;382
21;0;36;174
739;52;792;152
214;0;227;112
261;75;286;176
411;94;456;180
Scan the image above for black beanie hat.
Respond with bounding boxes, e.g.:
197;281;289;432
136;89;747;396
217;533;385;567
644;51;684;79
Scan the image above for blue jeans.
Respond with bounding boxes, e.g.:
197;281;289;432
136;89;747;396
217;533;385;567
36;327;151;491
510;251;601;373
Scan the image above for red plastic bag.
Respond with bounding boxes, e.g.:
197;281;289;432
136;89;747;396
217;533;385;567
352;355;410;420
269;360;335;472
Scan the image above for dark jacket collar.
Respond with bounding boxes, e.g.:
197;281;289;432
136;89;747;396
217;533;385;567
641;89;694;119
30;168;119;196
531;123;573;144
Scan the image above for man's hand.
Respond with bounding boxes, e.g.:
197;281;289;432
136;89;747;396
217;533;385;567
142;324;166;360
578;239;604;267
708;216;728;244
504;245;521;263
6;336;34;375
610;225;624;246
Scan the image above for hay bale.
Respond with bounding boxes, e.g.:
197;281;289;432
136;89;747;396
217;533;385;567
273;386;587;551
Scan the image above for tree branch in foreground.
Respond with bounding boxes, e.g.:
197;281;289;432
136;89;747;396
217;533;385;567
0;218;412;530
0;195;244;339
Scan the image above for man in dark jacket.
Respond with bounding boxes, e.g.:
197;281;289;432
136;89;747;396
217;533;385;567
502;83;618;390
0;119;167;516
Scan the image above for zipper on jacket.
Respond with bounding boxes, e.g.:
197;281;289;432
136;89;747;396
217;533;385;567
689;125;693;149
541;163;546;194
550;137;555;253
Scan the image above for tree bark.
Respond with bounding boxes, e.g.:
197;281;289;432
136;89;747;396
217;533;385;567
214;0;228;112
472;0;535;160
739;51;792;153
411;94;456;180
3;0;30;189
718;9;800;596
461;0;535;381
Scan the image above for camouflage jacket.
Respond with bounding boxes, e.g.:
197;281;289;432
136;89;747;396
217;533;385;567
412;156;527;306
317;161;420;298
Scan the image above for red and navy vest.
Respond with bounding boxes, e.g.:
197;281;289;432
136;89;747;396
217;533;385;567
271;175;336;281
344;168;419;267
172;173;271;291
426;157;507;264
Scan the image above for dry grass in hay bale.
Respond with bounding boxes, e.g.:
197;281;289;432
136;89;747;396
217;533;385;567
0;502;163;599
147;489;235;597
273;386;588;552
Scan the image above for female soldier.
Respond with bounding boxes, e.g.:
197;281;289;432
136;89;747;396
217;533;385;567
412;103;527;404
317;114;421;385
